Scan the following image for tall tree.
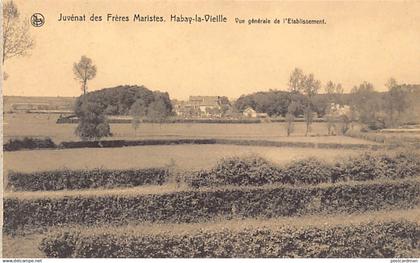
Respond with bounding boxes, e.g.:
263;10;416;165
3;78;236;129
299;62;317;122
130;99;147;135
3;0;34;80
287;68;321;135
301;73;321;136
324;81;344;135
288;68;305;94
384;78;410;127
350;82;385;129
73;56;97;95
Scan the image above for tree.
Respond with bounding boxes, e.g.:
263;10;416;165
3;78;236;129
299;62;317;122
288;68;305;93
73;56;97;95
130;99;147;135
324;81;344;135
350;82;385;130
301;73;321;136
285;101;298;136
3;0;34;79
384;78;410;127
74;100;111;141
147;99;170;122
287;68;321;136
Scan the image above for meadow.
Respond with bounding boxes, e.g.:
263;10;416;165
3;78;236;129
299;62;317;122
4;113;375;144
4;145;364;173
3;113;420;258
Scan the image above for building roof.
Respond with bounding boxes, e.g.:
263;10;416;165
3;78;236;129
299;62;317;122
189;96;220;107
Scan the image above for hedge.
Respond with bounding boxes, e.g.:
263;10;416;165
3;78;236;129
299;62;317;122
59;139;217;149
4;137;56;151
7;168;170;191
40;220;419;258
57;117;262;124
4;137;383;151
4;179;419;234
345;130;420;147
7;152;419;191
188;152;420;188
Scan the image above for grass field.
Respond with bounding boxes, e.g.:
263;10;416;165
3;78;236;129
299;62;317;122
3;113;419;258
4;113;376;145
4;145;364;173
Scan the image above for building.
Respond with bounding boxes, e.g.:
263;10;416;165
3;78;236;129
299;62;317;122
242;107;268;118
243;107;257;118
174;96;223;118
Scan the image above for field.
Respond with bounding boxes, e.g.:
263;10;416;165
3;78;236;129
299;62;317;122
4;145;364;173
3;113;420;258
4;113;376;145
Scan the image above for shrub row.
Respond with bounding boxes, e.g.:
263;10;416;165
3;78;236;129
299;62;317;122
188;152;420;188
4;179;419;234
3;137;56;151
4;137;381;151
7;152;419;191
57;117;262;124
40;220;419;258
7;168;169;191
346;130;420;147
59;139;216;149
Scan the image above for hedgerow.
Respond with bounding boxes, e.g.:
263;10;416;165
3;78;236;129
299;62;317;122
189;152;420;187
4;137;56;151
6;168;169;191
39;220;419;258
4;179;419;234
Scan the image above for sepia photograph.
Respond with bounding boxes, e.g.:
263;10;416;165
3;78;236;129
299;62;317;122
1;0;420;260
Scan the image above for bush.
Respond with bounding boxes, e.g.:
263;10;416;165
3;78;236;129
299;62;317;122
338;151;420;181
7;168;170;191
189;156;283;188
75;100;111;141
188;152;420;187
281;158;333;185
4;179;419;234
59;139;217;149
40;220;419;258
3;137;56;151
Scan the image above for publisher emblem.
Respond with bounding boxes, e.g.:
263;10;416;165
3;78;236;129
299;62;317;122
31;13;45;27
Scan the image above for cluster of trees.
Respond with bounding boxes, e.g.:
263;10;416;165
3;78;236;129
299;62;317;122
73;56;173;140
235;68;326;136
234;84;350;118
349;79;417;130
72;56;417;140
235;68;418;136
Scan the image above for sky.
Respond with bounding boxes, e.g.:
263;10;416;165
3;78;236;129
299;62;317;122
3;0;420;100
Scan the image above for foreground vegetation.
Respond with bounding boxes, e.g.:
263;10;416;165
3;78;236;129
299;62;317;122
4;178;419;235
40;220;419;258
3;150;420;257
6;151;419;191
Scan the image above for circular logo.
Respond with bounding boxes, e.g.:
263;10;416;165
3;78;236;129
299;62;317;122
31;13;45;27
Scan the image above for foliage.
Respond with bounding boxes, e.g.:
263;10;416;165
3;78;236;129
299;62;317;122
74;100;111;140
234;90;296;117
74;85;173;117
73;56;97;95
189;156;283;187
188;152;419;187
2;0;34;64
40;220;419;258
5;178;418;234
7;168;169;191
3;137;56;151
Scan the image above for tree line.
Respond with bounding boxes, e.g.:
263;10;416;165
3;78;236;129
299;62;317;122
72;55;417;140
